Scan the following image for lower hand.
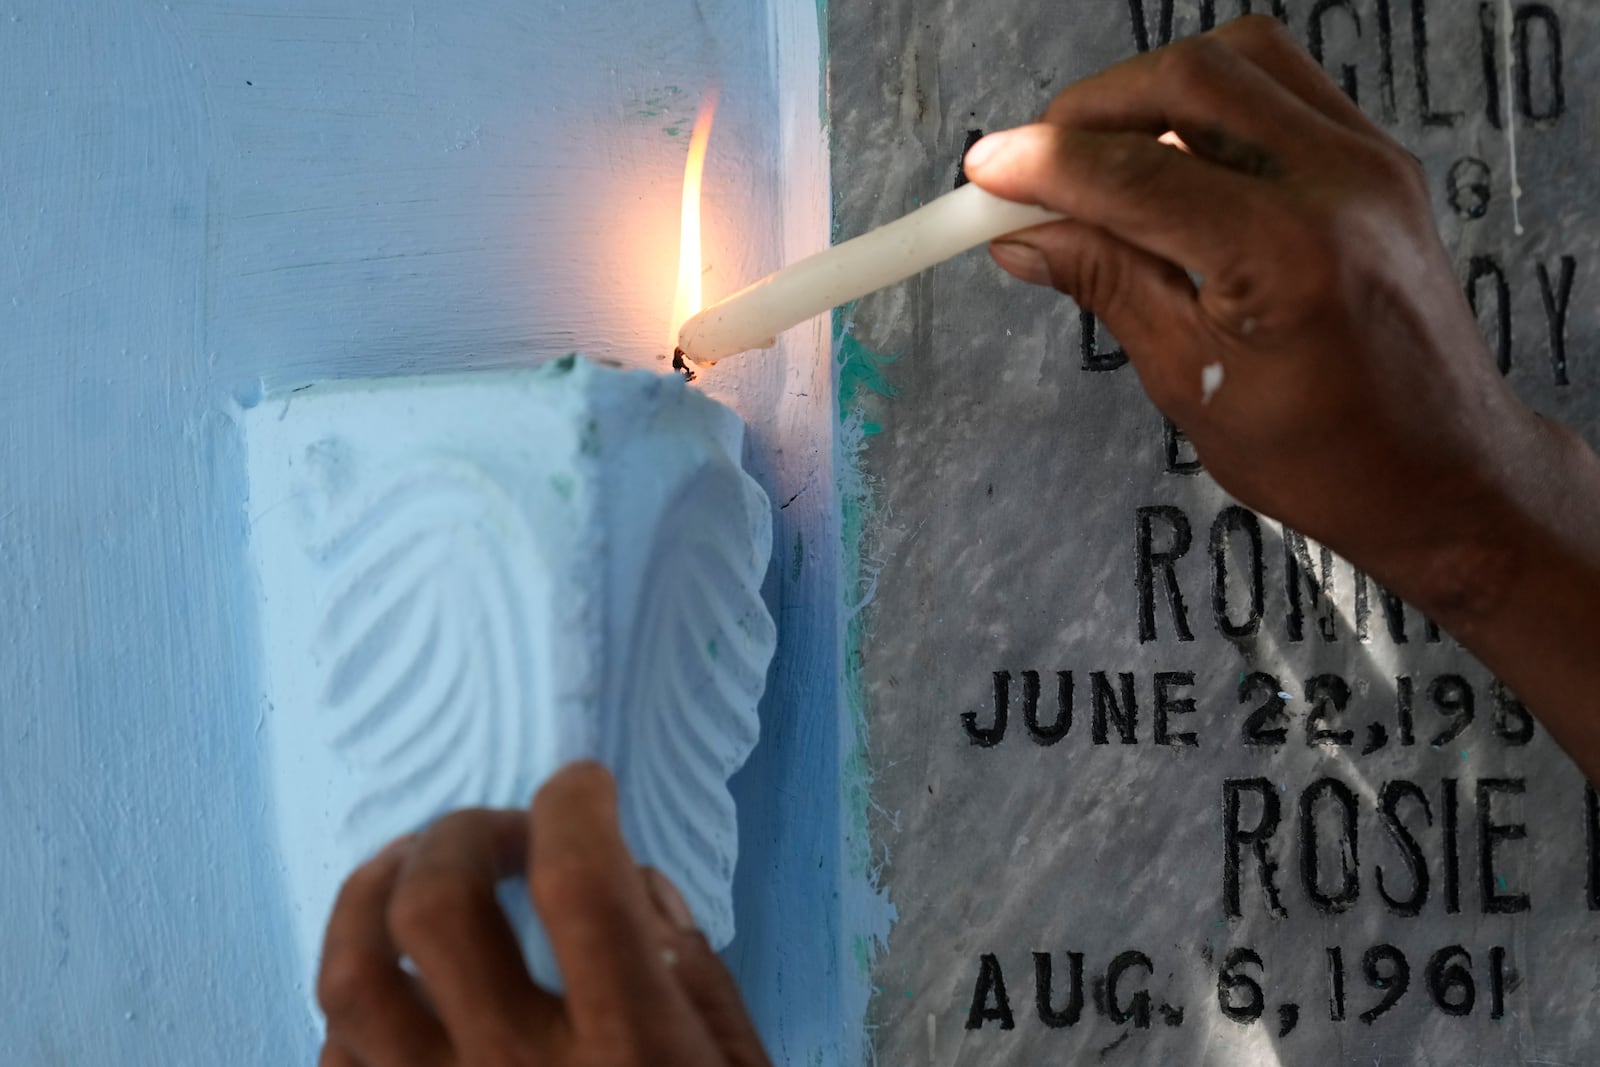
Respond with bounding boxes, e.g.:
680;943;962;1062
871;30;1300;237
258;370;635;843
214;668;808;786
315;762;772;1067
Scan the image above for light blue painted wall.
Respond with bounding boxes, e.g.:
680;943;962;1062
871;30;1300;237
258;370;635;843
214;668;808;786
0;1;869;1062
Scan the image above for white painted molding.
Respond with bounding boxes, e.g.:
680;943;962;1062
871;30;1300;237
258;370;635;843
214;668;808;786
244;356;776;1004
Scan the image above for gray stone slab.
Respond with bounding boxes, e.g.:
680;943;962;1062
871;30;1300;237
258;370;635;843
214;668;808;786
831;1;1600;1063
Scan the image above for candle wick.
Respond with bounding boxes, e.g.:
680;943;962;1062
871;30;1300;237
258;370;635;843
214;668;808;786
672;347;699;383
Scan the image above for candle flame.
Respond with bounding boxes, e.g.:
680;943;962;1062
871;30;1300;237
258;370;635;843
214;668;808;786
670;92;718;350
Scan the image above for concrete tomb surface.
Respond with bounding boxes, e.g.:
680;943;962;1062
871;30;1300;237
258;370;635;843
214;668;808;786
831;1;1600;1063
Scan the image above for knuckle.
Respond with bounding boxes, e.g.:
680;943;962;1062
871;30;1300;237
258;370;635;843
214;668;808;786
1093;136;1159;194
1157;37;1225;90
428;806;489;839
386;874;475;947
1219;13;1296;52
316;952;385;1021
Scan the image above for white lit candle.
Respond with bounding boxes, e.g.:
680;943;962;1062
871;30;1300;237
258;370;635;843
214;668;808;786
676;182;1065;365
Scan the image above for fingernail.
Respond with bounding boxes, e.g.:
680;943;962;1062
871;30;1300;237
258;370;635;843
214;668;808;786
963;130;1011;172
645;868;698;932
990;240;1051;286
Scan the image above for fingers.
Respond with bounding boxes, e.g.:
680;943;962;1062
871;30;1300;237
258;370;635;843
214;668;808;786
318;839;452;1067
1035;25;1350;170
965;123;1278;280
390;808;565;1055
530;762;696;1041
644;869;772;1067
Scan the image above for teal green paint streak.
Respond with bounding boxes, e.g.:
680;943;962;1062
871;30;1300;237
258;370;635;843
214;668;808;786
816;0;830;126
833;300;896;992
835;327;896;438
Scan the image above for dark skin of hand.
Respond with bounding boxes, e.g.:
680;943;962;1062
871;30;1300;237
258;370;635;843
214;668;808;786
319;17;1600;1063
965;15;1600;784
318;762;771;1067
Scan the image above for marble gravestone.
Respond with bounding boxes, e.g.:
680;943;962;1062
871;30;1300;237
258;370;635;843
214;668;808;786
833;1;1599;1064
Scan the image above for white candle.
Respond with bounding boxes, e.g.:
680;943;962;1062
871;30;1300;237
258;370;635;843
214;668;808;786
676;183;1065;365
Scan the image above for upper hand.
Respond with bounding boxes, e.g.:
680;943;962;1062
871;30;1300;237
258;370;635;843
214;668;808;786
315;762;772;1067
962;15;1547;619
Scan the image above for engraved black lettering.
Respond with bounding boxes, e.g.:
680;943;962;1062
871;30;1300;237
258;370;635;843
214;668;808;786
1217;947;1266;1023
1137;506;1194;643
1376;780;1433;916
1478;778;1530;914
1092;671;1139;745
1516;4;1565;123
1081;311;1129;371
1155;671;1199;747
1479;3;1502;128
1355;570;1409;643
1211;506;1264;639
1240;672;1290;747
1025;670;1074;746
955;128;984;189
1427;674;1476;748
1327;947;1347;1021
1309;0;1361;102
1284;529;1337;643
1447;157;1493;220
1127;0;1175;53
1306;674;1355;748
1372;0;1398;121
1360;944;1409;1024
1395;675;1417;746
1165;418;1203;475
1490;946;1509;1018
1224;778;1285;918
1035;951;1085;1028
1491;679;1534;745
1443;777;1462;914
1538;255;1576;387
962;671;1010;747
1105;951;1154;1028
1587;785;1600;911
1426;946;1476;1017
1411;0;1462;126
1467;255;1512;375
1300;777;1360;913
966;953;1016;1030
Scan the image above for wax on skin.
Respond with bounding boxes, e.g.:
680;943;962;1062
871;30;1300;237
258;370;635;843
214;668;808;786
243;356;776;1007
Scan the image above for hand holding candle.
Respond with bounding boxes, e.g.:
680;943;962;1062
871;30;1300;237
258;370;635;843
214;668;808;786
675;181;1065;366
